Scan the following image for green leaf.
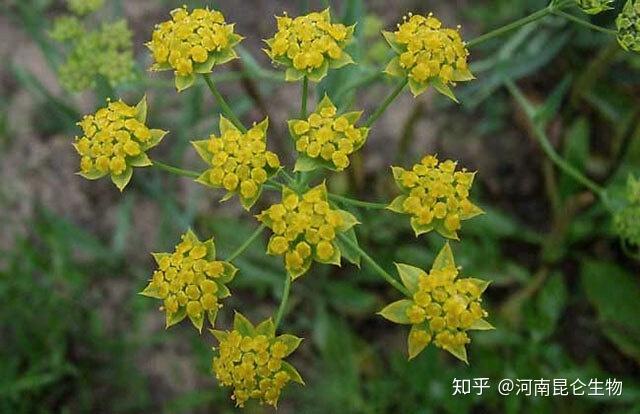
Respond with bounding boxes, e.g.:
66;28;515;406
433;220;460;241
219;115;237;135
166;308;186;329
240;189;261;211
285;67;305;82
582;260;640;363
189;312;204;333
210;329;228;343
175;73;195;92
207;308;219;328
281;361;305;385
409;217;434;237
111;167;133;192
294;155;327;172
256;318;276;337
430;78;459;103
195;171;215;188
218;262;238;284
335;228;361;267
408;325;430;360
395;263;423;294
191;140;212;163
381;31;402;53
306;60;329;83
447;345;468;364
336;210;360;232
342;111;363;124
135;95;147;123
194;54;217;74
139;283;163;299
467;278;491;294
289;257;313;281
203;238;216;260
77;169;108;180
387;195;407;213
329;51;354;69
378;299;413;324
469;319;495;330
452;68;475;82
215;282;231;299
276;334;303;356
128;153;152;167
459;201;484;220
315;242;342;266
142;129;167;150
151;252;170;265
212;47;239;66
432;242;455;271
233;312;255;336
384;57;405;78
408;78;429;97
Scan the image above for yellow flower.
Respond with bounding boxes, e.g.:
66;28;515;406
140;229;237;332
256;183;359;279
211;313;304;408
378;242;492;362
264;9;355;82
73;96;167;191
288;95;369;172
192;116;281;210
147;6;244;91
388;154;483;240
383;13;474;100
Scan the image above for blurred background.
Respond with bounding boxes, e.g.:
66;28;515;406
1;0;640;412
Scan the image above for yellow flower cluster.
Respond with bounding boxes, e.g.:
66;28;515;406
389;154;483;239
73;97;166;191
289;95;369;171
193;117;281;210
379;243;491;361
265;9;355;82
383;13;473;98
617;0;640;52
257;183;358;279
147;6;243;90
140;230;237;331
212;314;303;407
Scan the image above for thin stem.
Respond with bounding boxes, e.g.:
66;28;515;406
505;80;607;199
227;224;266;262
552;9;617;35
274;275;292;329
364;78;408;128
329;193;388;210
337;233;410;296
279;169;296;185
300;76;309;119
202;73;247;133
152;161;200;179
467;6;553;48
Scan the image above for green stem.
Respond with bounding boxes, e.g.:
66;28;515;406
337;233;410;296
300;76;309;119
506;80;607;200
202;73;247;133
467;6;554;48
552;9;617;35
365;78;408;128
227;224;266;262
152;161;200;178
329;193;388;210
274;275;292;329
